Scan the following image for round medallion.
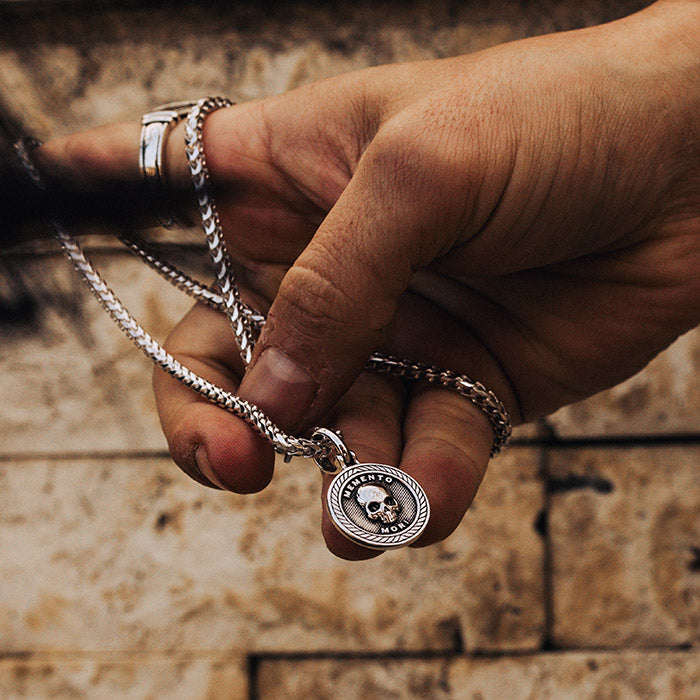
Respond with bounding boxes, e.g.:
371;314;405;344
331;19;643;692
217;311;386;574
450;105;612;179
326;463;430;550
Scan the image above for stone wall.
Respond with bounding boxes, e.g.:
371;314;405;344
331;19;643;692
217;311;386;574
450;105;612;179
1;1;698;698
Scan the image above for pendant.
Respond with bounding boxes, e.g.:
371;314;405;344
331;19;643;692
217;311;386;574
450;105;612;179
327;462;430;550
313;429;430;550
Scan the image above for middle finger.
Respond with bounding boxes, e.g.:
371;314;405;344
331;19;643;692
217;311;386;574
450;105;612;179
320;371;406;560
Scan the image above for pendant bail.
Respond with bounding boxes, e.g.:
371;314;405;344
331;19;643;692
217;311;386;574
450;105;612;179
311;428;357;474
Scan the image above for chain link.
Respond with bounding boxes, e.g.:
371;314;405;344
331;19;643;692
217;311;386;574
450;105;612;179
14;135;325;460
184;97;260;366
14;96;512;458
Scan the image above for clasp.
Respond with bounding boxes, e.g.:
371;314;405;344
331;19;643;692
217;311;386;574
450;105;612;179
311;428;357;475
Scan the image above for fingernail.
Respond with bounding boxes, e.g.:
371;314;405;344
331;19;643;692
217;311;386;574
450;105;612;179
238;346;318;430
195;444;227;490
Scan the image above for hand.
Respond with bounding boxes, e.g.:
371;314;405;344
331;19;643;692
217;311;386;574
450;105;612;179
27;0;700;559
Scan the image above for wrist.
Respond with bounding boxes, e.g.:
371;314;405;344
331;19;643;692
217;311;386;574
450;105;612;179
596;1;700;225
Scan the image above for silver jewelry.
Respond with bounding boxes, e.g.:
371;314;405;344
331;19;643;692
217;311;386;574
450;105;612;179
139;101;197;228
14;97;512;550
315;428;429;550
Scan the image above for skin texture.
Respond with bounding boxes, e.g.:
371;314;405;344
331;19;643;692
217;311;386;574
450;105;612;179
25;0;700;559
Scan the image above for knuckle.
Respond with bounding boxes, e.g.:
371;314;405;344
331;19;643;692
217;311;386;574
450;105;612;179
361;106;477;251
316;219;407;314
368;104;464;184
417;434;486;489
411;388;494;456
273;229;382;343
364;118;428;193
275;261;351;337
277;235;398;341
346;380;403;420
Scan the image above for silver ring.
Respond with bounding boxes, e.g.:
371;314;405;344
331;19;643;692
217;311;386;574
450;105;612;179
139;101;198;228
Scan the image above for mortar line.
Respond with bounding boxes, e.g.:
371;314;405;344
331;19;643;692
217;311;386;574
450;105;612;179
0;643;693;665
247;654;260;700
524;433;700;448
3;434;700;464
0;450;172;463
538;446;556;650
245;642;695;664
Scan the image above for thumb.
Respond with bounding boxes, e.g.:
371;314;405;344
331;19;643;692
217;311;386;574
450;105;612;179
236;152;441;432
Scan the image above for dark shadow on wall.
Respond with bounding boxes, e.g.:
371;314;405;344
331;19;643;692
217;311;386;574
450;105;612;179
0;0;652;50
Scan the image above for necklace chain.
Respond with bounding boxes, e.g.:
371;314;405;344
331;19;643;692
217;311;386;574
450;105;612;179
13;97;512;460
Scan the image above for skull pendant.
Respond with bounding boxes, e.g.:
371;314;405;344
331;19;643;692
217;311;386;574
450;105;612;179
356;483;401;524
326;463;430;550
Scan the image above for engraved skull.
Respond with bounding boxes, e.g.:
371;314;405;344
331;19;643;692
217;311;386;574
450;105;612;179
356;483;401;524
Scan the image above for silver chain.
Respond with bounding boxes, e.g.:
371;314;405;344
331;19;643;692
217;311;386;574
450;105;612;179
14;136;324;459
14;97;511;459
184;97;260;366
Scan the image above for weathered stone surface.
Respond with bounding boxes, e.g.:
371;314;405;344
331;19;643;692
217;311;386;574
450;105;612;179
4;3;696;698
0;654;248;700
0;251;538;455
0;252;197;455
258;656;455;700
449;651;700;700
256;651;700;700
0;447;543;653
547;446;700;647
0;0;646;138
549;328;700;437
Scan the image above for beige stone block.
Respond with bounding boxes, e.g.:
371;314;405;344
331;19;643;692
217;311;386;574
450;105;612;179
548;446;700;647
257;657;454;700
548;327;700;437
448;651;700;700
256;651;700;700
1;252;198;455
0;448;543;653
0;654;247;700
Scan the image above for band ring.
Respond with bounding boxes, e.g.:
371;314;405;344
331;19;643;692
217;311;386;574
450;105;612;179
139;101;198;228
